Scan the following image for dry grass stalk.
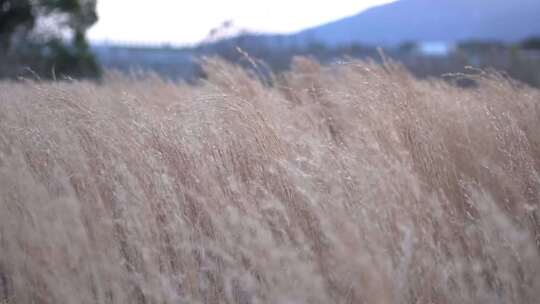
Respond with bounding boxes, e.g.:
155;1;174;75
1;58;540;303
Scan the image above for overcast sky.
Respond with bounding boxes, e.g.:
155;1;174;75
88;0;395;46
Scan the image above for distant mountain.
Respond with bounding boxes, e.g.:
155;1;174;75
290;0;540;46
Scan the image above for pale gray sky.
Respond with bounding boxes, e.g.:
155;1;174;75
88;0;395;46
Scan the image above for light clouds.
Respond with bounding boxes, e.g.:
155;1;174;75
88;0;394;45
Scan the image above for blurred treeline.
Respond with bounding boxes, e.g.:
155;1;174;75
195;35;540;88
0;0;99;79
94;35;540;88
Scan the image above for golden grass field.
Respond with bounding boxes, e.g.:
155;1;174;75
1;58;540;303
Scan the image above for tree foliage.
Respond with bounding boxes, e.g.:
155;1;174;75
0;0;100;79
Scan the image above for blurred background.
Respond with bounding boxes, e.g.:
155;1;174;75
1;0;540;86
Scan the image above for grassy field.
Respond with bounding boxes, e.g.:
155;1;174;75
1;57;540;304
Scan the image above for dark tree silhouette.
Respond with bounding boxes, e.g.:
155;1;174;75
0;0;100;79
522;37;540;50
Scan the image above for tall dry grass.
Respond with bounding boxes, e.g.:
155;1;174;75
1;57;540;304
